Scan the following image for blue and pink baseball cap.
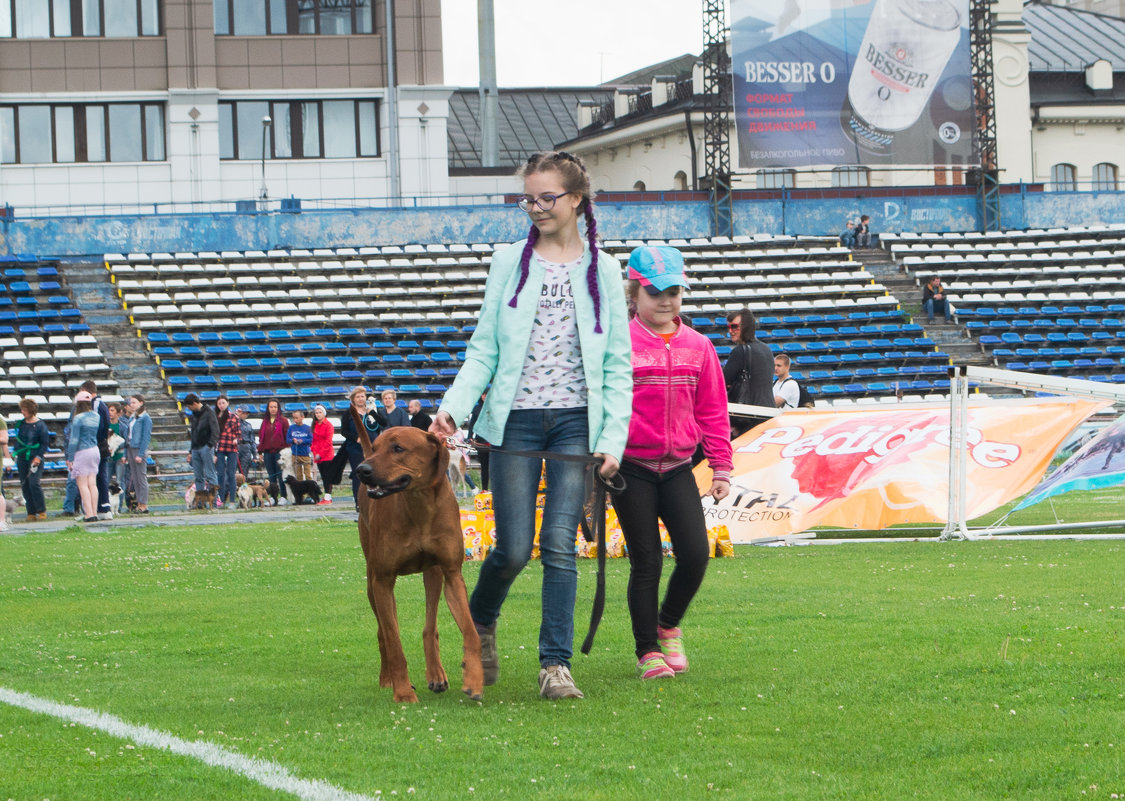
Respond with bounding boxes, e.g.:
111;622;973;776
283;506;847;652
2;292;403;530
627;246;690;296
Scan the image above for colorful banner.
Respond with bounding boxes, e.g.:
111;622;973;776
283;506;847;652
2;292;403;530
1013;414;1125;510
731;0;977;168
695;399;1108;541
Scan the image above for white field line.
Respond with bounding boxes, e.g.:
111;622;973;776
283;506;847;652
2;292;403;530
0;686;379;801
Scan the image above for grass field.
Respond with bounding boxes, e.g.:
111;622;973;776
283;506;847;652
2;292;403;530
2;504;1125;800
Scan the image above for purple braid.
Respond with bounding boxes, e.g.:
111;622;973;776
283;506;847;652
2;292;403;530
508;224;540;309
583;202;603;333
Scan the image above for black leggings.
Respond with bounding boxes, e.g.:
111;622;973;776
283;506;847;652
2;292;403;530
614;461;710;659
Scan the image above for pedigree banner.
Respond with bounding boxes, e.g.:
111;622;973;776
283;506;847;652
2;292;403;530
695;400;1108;541
731;0;976;167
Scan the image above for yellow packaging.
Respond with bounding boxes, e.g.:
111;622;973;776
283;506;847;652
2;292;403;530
474;491;493;511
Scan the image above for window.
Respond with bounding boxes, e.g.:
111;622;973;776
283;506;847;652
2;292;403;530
220;99;380;159
216;0;373;36
1;0;159;37
0;103;164;164
756;169;795;189
1050;163;1076;192
1093;163;1118;192
672;170;687;191
831;166;870;188
633;181;646;191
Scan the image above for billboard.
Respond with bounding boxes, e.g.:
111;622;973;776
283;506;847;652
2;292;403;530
694;399;1108;542
731;0;977;169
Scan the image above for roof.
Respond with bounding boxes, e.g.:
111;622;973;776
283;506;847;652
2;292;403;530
447;87;613;171
603;53;698;87
1025;2;1125;71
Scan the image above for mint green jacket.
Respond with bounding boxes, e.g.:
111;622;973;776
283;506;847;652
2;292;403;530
438;239;633;461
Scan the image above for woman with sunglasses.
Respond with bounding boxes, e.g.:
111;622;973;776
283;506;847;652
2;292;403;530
722;308;775;437
430;151;632;701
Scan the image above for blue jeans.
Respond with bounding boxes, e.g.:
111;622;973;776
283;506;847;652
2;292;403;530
63;476;78;514
215;451;239;503
263;451;283;495
470;407;589;669
924;297;951;321
191;445;218;493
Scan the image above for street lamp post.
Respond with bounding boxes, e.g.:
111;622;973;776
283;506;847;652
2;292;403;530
259;115;272;203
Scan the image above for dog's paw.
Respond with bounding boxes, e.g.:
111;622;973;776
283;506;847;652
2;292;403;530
427;679;449;693
463;686;484;702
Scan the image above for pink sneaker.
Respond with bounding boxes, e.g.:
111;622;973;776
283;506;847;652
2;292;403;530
657;626;688;673
637;651;674;680
316;498;332;505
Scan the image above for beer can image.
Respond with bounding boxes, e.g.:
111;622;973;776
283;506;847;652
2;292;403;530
844;0;962;152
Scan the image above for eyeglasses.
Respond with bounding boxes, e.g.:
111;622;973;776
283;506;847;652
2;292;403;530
728;323;741;331
516;191;573;212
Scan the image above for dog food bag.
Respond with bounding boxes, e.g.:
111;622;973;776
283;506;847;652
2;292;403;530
474;491;493;511
715;525;734;558
706;526;720;558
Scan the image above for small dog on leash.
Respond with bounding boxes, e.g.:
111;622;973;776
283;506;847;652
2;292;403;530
185;483;216;510
284;476;322;505
109;482;125;516
238;482;273;508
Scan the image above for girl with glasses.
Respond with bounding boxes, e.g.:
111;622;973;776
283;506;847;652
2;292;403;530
430;150;633;701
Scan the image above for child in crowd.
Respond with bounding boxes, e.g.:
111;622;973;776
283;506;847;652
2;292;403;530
615;245;732;680
286;409;313;481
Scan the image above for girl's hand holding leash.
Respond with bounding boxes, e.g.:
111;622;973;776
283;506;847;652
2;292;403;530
704;479;730;501
594;452;619;479
429;411;457;441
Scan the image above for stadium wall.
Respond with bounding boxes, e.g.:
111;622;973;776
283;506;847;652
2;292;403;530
2;189;1122;257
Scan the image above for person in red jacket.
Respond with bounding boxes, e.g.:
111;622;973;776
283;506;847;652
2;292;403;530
615;246;733;681
257;398;289;504
310;403;336;505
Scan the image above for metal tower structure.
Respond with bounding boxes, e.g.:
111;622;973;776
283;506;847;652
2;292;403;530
701;0;733;238
970;0;1000;231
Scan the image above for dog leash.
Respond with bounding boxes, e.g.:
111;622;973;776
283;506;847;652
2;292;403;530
445;437;626;654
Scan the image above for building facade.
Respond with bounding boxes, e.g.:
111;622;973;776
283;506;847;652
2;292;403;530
0;0;450;212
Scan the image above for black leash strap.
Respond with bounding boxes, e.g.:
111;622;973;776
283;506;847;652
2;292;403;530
466;440;625;655
580;469;625;655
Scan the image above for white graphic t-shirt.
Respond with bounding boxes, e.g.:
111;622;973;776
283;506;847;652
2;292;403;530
512;254;588;409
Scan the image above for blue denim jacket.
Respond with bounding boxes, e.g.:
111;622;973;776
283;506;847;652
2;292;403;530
66;411;100;461
438;239;633;461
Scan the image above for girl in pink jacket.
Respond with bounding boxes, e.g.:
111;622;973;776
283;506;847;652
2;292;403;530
616;246;733;680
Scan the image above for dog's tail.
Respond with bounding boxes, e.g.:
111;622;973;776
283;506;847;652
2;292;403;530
350;406;375;458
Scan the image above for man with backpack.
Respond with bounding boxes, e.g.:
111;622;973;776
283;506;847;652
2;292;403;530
773;354;812;409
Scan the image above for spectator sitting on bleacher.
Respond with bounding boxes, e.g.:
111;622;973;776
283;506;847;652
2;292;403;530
15;398;50;522
855;215;872;248
839;221;857;249
922;275;952;322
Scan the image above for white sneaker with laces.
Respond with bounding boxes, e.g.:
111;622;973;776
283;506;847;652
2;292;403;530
538;665;584;700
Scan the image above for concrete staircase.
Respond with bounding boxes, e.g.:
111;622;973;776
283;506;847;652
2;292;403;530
859;250;996;371
62;260;188;467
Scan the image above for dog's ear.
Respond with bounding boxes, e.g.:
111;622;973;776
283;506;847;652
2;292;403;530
425;431;451;489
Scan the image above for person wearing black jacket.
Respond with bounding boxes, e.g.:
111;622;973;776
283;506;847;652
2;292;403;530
338;386;387;502
722;309;775;438
407;399;432;431
184;393;219;497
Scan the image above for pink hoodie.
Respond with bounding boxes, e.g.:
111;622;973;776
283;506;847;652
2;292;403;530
624;316;733;481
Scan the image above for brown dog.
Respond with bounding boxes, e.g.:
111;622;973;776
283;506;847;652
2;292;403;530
352;421;484;703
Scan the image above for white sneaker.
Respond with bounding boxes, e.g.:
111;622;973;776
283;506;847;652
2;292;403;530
277;497;288;506
538;665;584;700
0;520;11;532
97;511;114;520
